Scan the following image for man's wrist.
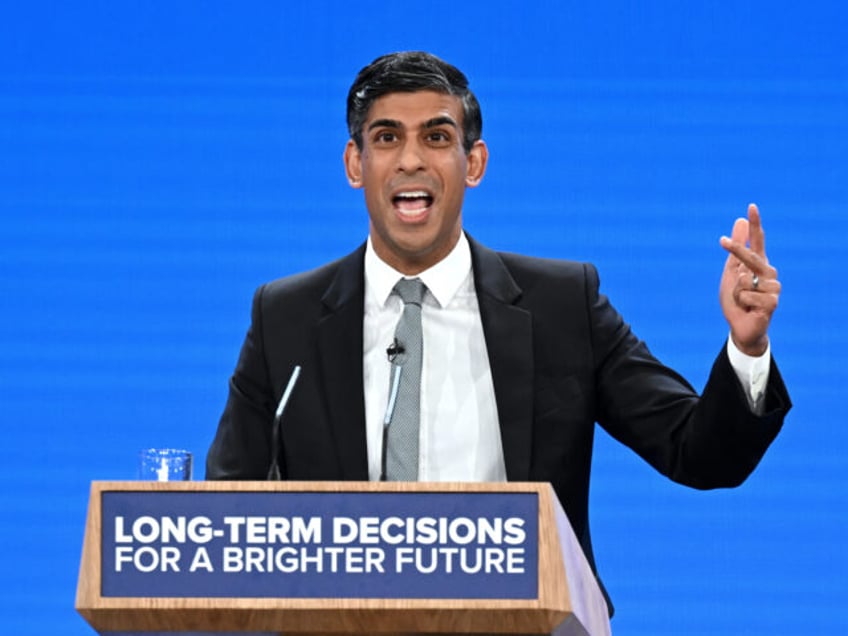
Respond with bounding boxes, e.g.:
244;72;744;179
730;333;769;357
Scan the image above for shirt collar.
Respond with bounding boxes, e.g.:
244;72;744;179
364;233;473;309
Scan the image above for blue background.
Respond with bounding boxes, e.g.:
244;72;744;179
1;1;845;633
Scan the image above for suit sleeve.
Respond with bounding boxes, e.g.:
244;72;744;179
586;264;791;489
205;284;276;480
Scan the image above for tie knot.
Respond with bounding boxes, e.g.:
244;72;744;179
394;278;426;306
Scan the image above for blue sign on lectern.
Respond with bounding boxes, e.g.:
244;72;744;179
100;490;538;600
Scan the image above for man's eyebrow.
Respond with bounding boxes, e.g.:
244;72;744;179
366;116;459;132
423;116;458;129
367;118;402;132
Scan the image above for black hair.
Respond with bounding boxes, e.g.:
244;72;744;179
346;51;482;154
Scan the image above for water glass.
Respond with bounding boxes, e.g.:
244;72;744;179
138;448;193;481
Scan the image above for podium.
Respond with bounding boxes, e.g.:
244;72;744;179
76;481;609;635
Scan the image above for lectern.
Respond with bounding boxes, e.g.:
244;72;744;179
76;481;609;635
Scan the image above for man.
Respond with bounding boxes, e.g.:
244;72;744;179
206;51;791;609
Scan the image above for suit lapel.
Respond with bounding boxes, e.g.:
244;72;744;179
468;237;534;481
316;245;370;480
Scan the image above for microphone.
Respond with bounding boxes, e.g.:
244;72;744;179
267;364;302;480
380;364;403;481
386;338;405;362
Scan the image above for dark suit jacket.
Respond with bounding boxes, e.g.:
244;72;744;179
206;235;791;603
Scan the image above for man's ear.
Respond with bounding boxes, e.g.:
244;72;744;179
344;139;363;188
465;140;488;187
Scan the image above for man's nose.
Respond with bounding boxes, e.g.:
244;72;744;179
397;139;426;173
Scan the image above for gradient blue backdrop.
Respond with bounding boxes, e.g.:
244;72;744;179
1;2;845;633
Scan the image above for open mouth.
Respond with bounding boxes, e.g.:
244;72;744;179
392;190;434;216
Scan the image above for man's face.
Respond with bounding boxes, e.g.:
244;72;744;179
344;90;487;274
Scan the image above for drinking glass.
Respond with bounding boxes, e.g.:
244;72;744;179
138;448;193;481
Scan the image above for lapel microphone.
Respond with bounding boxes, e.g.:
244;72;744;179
386;338;405;362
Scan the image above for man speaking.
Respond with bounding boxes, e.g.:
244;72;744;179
206;51;791;608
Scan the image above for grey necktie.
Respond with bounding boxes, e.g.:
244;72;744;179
384;277;426;481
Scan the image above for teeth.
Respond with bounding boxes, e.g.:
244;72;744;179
395;191;430;199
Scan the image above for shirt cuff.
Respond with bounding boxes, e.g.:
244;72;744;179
726;335;771;415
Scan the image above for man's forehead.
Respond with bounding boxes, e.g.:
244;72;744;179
364;90;463;127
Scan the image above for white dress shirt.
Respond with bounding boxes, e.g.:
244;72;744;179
363;234;506;482
362;233;771;481
727;337;770;414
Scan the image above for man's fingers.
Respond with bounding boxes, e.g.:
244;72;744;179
732;269;781;312
737;270;781;295
720;217;749;270
735;288;780;313
720;204;768;267
731;216;748;245
747;203;766;256
721;236;776;278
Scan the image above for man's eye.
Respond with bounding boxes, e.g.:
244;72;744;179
375;132;397;143
427;131;451;144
